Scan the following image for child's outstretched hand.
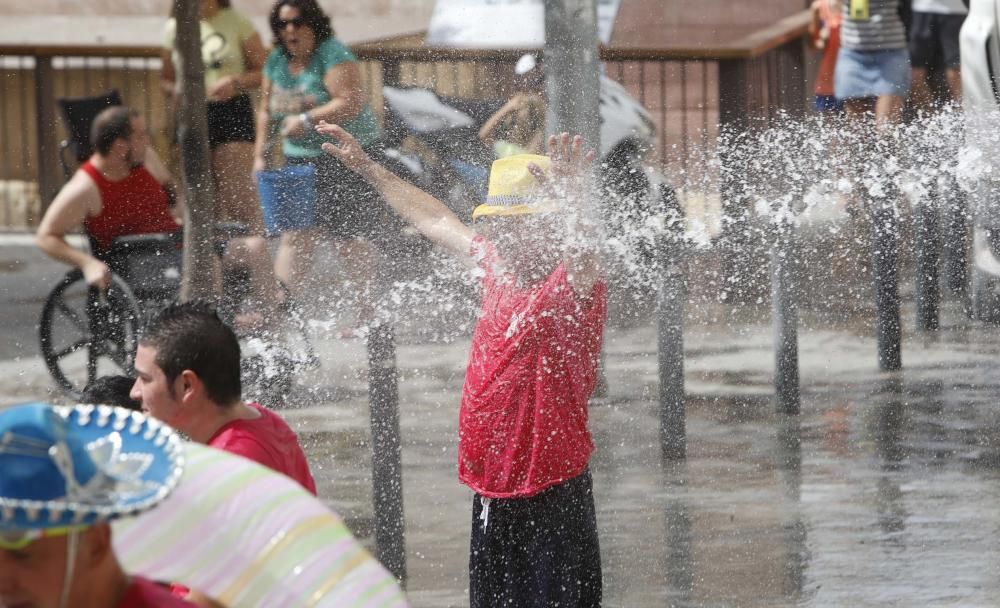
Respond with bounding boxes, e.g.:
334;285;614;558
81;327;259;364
316;121;374;174
527;132;597;202
528;133;603;291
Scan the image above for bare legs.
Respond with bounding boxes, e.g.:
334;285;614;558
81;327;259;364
911;67;933;110
275;229;317;289
275;231;378;329
334;238;378;325
910;66;962;111
844;94;905;127
945;68;962;102
211;141;279;321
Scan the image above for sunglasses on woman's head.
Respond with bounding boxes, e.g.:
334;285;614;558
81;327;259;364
278;17;307;28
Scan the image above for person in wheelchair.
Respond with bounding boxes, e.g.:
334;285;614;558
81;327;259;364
36;105;279;329
36;106;180;290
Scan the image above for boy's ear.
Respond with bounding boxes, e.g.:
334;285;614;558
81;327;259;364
177;369;202;403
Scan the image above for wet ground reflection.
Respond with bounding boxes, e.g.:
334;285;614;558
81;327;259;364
276;302;1000;607
4;240;997;607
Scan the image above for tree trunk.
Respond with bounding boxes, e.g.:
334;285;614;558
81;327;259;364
173;0;217;302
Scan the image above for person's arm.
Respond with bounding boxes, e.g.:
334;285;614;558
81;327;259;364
35;172;111;288
143;147;183;211
281;61;367;139
808;1;825;50
207;32;267;101
160;47;182;143
143;146;174;187
161;20;179;98
160;49;178;99
529;133;602;296
253;76;273;173
478;95;521;147
316;122;478;263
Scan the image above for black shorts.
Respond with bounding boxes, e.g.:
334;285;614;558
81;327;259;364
469;470;602;608
908;12;965;69
206;93;255;149
287;144;391;242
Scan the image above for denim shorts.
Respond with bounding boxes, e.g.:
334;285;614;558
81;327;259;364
205;94;255;149
286;144;391;242
834;47;911;100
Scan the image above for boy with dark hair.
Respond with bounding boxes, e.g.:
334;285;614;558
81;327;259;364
318;121;606;607
131;301;316;496
81;375;141;411
37;105;278;329
137;300;242;405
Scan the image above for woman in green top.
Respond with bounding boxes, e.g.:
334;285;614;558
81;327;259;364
162;0;278;328
254;0;384;330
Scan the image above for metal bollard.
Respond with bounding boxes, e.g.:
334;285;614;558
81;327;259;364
771;226;800;415
871;200;902;371
942;179;970;296
915;194;941;331
366;323;407;584
657;184;686;460
775;414;807;597
661;462;693;602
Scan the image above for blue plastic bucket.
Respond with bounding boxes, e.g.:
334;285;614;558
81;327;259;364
256;164;316;236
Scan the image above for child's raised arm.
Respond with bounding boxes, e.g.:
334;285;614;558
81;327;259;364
529;133;603;296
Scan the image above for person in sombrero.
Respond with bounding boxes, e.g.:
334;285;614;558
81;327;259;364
317;122;607;607
0;402;191;608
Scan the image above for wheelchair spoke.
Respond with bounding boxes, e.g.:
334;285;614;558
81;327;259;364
56;301;88;334
53;338;91;360
108;347;130;371
87;346;99;386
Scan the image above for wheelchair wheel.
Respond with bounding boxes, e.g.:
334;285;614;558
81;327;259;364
39;270;143;400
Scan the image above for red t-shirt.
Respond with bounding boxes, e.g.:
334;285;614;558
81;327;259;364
118;576;197;607
458;236;607;499
172;403;318;599
80;160;180;251
209;402;317;496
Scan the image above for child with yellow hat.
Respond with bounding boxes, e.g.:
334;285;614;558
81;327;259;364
317;121;606;607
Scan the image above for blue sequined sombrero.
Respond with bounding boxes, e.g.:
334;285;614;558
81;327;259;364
0;402;184;530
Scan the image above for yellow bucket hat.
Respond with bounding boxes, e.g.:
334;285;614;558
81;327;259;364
472;154;553;220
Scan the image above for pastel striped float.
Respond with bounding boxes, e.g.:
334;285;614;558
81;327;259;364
113;442;408;608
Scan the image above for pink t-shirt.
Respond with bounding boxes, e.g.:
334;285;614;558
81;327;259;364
458;236;607;499
119;576;197;607
209;402;317;496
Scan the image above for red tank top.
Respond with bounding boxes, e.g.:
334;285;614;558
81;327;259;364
459;236;607;498
80;160;180;251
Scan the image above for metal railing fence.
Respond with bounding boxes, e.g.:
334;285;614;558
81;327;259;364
0;11;810;228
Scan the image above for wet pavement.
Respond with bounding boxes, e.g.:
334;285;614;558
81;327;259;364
3;238;1000;607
